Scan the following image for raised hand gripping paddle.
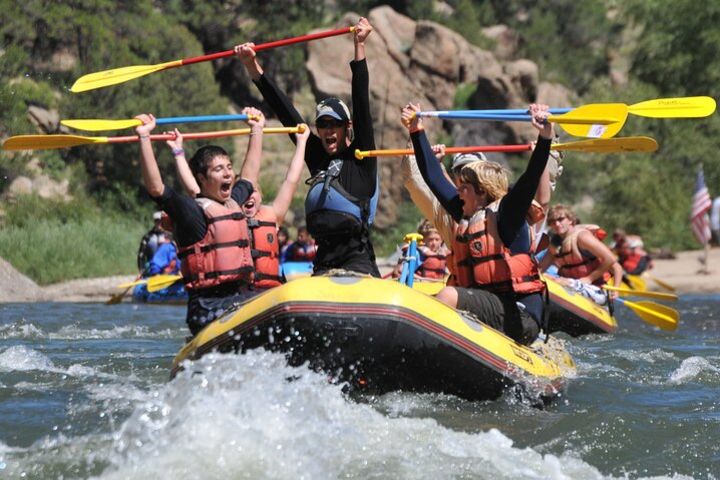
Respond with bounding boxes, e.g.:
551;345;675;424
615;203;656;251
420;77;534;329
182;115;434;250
3;125;305;151
62;113;253;132
70;27;354;93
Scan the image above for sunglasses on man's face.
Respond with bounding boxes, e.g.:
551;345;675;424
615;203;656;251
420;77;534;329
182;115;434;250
316;118;346;129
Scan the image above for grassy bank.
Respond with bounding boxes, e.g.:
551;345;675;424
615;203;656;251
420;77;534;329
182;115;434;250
0;195;147;285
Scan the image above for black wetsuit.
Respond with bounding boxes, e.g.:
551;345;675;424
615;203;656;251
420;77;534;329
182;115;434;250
411;129;550;344
253;59;380;277
153;181;254;335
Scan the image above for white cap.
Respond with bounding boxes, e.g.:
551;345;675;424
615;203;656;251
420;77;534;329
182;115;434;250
451;152;488;171
153;211;163;221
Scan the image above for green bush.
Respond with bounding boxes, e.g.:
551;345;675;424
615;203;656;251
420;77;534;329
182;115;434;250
0;195;148;284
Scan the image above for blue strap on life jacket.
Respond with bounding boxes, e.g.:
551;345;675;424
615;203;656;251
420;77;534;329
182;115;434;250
304;159;379;230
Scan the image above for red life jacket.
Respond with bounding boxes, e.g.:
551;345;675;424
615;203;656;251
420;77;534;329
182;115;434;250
248;206;282;289
452;208;544;294
417;245;448;279
178;198;254;290
286;242;317;262
554;227;610;286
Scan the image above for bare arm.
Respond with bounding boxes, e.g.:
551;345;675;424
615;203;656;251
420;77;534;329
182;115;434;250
238;107;266;186
135;114;164;197
272;125;310;225
576;230;621;285
166;128;200;197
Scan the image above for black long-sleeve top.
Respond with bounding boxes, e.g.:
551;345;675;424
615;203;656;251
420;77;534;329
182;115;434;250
253;59;377;198
410;129;551;254
253;59;379;274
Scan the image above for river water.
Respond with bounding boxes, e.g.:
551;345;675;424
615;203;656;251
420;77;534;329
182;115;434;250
0;295;718;479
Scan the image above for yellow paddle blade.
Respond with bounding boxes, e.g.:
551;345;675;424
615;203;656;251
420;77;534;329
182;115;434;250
629;96;716;118
621;299;679;331
624;274;648;292
603;285;678;301
553;136;658;153
62;118;142;132
642;273;676;292
146;274;183;293
551;104;628;139
2;134;109;151
116;279;149;289
70;60;183;93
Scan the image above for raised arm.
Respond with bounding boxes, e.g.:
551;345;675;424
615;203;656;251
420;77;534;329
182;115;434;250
401;103;464;222
272;125;311;225
497;104;554;244
238;107;266;186
235;43;306;129
166;128;200;197
351;17;374;154
135;114;164;198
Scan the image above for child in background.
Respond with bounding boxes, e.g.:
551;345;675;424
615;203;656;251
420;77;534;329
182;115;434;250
416;220;450;280
392;219;450;280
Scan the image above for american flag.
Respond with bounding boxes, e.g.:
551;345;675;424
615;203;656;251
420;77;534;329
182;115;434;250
690;167;712;245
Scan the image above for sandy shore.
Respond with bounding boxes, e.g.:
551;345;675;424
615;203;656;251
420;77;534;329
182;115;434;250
644;248;720;294
1;248;719;303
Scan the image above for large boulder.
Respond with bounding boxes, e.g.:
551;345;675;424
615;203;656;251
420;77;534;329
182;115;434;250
0;258;43;302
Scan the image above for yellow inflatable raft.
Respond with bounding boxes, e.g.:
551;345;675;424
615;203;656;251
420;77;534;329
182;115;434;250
172;275;574;402
546;277;617;336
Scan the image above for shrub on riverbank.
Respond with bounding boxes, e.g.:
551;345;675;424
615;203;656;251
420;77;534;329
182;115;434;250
0;195;146;285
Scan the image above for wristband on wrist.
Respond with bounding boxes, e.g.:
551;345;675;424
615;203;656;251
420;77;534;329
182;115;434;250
139;134;150;139
172;148;185;156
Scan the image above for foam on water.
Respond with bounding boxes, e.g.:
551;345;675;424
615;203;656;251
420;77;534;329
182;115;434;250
0;320;184;340
52;323;182;340
92;350;608;480
0;321;44;339
668;356;720;384
0;345;56;372
0;345;117;381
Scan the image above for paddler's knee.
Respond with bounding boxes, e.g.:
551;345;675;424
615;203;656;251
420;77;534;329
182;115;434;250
435;286;458;308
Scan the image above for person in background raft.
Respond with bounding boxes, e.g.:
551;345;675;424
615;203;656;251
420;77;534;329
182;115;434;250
234;17;380;277
136;211;166;273
136;113;256;335
147;233;180;276
611;229;653;275
284;226;318;263
168;107;310;293
541;204;623;305
401;102;553;345
277;226;291;263
391;219;450;280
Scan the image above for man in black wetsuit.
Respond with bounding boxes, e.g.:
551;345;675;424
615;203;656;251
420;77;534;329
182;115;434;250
234;17;380;277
